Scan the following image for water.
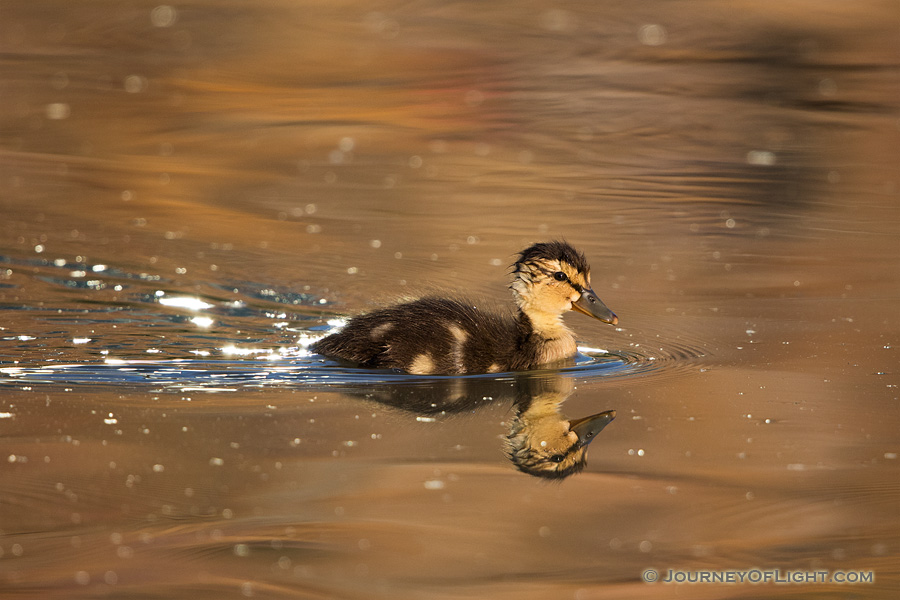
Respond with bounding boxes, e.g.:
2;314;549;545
2;1;898;597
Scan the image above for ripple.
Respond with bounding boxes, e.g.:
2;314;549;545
0;337;706;392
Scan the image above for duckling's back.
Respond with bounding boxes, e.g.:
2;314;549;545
312;297;520;375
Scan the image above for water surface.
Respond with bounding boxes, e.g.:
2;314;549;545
1;1;898;598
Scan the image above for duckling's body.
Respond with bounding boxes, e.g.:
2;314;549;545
312;241;617;375
313;297;568;375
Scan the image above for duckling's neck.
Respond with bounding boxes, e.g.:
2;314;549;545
517;308;577;365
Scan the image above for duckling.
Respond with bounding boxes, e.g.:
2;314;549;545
312;241;617;375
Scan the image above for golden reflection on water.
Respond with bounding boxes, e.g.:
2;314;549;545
1;0;899;598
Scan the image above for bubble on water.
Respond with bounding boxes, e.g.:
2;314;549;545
638;24;667;46
150;5;177;27
233;543;250;557
818;78;837;97
75;571;90;585
364;12;400;39
124;75;147;93
747;150;776;166
540;9;574;32
423;480;445;490
464;89;484;107
209;457;224;466
45;103;71;120
338;137;355;152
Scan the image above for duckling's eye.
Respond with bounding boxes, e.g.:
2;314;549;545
549;454;565;463
553;271;567;282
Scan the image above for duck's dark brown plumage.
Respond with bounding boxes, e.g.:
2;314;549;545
312;241;617;375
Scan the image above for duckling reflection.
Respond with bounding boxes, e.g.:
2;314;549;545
345;373;615;479
506;377;616;479
313;241;617;374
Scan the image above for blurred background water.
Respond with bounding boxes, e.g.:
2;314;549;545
1;1;898;598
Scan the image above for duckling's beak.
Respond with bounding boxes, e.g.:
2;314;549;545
572;289;618;325
570;409;616;448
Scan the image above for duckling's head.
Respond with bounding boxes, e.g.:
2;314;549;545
506;403;617;479
511;241;617;327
